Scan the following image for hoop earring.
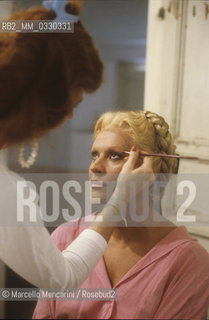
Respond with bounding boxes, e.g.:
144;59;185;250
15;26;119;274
18;138;39;169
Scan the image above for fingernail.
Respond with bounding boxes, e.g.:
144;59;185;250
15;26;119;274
131;144;137;152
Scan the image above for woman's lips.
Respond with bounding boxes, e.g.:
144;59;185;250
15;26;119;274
90;180;105;188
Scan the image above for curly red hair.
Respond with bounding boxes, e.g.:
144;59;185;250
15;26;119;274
0;1;103;147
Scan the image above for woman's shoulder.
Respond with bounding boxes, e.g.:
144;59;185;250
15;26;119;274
173;227;209;260
156;226;209;271
182;236;209;269
165;227;209;279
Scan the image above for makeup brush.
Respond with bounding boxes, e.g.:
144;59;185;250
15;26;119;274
123;151;199;160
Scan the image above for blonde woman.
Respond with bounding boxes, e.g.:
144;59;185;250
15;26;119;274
33;110;209;319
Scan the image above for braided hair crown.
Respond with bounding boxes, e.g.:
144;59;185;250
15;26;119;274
94;110;178;174
143;111;177;173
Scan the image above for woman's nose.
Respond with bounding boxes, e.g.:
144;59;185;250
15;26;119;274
90;157;106;174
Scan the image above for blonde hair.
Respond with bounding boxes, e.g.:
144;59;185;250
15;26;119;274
94;110;178;174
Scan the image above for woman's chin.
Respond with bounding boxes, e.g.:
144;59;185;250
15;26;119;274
90;189;112;205
90;194;106;205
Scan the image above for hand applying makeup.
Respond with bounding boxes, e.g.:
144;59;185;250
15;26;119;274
121;145;154;174
112;144;155;203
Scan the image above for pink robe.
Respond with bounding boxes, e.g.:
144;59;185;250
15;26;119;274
33;218;209;319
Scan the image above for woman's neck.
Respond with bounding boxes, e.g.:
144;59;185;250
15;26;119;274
108;224;176;258
109;204;176;248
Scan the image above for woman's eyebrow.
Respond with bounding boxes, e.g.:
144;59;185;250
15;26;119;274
108;149;123;153
107;148;129;153
91;147;129;154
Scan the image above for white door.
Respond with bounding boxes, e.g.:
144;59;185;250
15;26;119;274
145;0;209;250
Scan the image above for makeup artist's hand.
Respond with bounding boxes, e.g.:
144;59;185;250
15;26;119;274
121;144;154;173
113;145;155;204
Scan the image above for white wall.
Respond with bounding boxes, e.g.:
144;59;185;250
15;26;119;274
145;0;209;251
0;1;12;18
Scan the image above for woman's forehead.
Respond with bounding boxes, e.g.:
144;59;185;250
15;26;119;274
92;129;133;149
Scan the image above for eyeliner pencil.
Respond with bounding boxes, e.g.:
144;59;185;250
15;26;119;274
123;151;199;160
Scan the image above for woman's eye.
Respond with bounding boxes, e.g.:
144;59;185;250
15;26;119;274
109;152;123;160
91;152;98;160
91;151;124;161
